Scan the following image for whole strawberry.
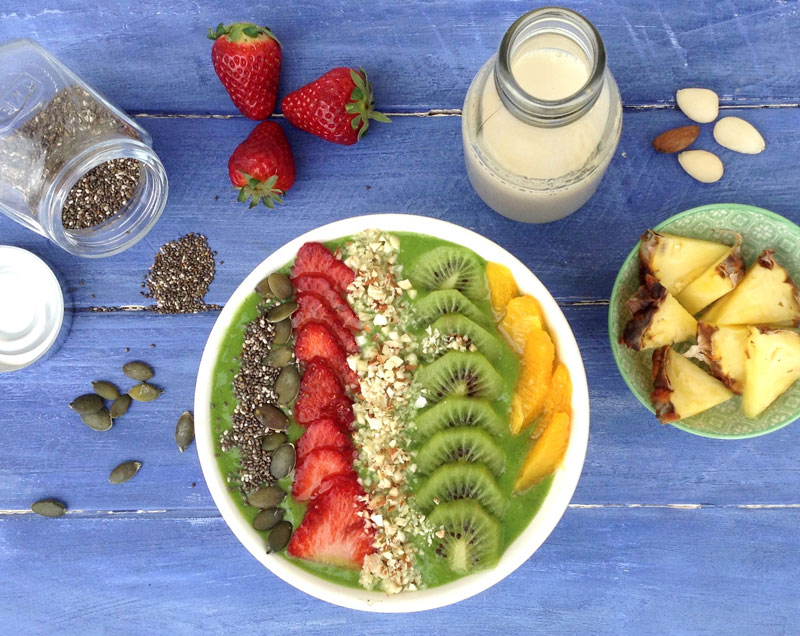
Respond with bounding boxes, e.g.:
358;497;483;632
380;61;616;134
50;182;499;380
228;121;295;209
208;22;281;120
281;67;391;145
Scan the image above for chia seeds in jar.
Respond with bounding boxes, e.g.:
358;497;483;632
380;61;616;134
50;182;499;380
0;39;168;257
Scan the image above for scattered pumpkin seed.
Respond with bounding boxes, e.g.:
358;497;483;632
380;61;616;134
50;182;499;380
266;301;298;323
246;485;285;509
69;393;104;415
31;499;67;517
92;380;120;400
129;383;163;402
266;520;292;553
267;272;293;300
254;404;288;430
175;411;195;452
270;443;296;480
272;318;292;345
110;394;132;418
109;460;142;484
255;276;273;298
261;431;288;451
81;409;113;431
275;365;300;405
253;507;284;532
263;346;293;368
122;360;154;381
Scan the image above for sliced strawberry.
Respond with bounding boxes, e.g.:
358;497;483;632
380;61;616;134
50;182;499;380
291;242;354;295
292;447;355;501
292;292;358;354
295;323;360;391
288;473;375;569
294;358;355;428
297;393;355;430
296;418;353;461
292;274;360;333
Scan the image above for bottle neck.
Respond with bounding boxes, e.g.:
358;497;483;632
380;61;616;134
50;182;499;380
493;7;607;128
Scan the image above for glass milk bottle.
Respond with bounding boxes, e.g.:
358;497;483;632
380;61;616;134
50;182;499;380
462;7;622;223
0;39;168;257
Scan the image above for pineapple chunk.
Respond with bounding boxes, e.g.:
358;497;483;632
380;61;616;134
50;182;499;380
676;235;745;314
700;250;800;326
621;275;697;351
639;230;730;295
742;326;800;418
651;346;734;423
691;322;749;394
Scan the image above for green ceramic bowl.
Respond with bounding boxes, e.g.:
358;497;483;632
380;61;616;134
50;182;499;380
609;203;800;438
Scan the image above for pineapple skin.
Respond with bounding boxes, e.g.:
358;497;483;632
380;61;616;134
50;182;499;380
695;322;749;394
621;275;697;351
742;326;800;418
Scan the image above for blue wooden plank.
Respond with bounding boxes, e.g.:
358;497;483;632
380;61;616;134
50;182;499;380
1;507;797;634
1;307;798;512
0;1;797;113
2;108;799;309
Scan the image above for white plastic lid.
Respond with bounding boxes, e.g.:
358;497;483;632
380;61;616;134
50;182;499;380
0;246;64;372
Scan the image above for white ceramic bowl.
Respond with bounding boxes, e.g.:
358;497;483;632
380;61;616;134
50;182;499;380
194;214;590;612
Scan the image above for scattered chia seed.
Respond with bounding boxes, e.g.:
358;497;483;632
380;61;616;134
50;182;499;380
62;158;142;230
142;233;222;313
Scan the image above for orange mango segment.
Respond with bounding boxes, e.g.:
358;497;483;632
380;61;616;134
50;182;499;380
514;411;570;492
532;362;572;439
509;327;555;434
486;262;519;315
500;295;545;354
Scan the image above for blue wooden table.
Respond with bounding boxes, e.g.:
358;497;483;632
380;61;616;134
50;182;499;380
2;1;799;633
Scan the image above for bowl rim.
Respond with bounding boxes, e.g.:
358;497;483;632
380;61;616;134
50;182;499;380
608;202;800;439
194;213;590;612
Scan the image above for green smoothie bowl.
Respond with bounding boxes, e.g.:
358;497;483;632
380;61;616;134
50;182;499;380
609;203;800;439
194;214;590;612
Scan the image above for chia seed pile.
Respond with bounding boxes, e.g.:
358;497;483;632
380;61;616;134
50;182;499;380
219;311;282;493
142;233;222;314
61;158;141;230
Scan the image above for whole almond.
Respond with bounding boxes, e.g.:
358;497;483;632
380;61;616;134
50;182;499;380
678;149;724;183
713;116;765;154
652;125;700;153
676;88;719;123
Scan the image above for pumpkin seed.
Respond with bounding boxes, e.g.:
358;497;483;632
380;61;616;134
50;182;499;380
109;460;141;484
270;444;296;480
246;485;285;509
92;380;120;400
129;383;163;402
253;507;284;532
69;393;104;415
109;394;132;418
267;273;293;300
275;365;300;405
266;520;292;553
31;499;67;518
263;346;293;368
175;411;195;452
272;319;292;345
122;361;154;381
262;431;288;451
266;301;298;323
82;409;113;431
255;276;273;298
255;404;288;430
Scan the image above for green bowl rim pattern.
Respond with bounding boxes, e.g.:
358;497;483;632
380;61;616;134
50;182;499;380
608;202;800;440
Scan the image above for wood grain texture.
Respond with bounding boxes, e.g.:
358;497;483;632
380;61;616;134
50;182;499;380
2;108;799;309
0;1;798;113
1;508;798;635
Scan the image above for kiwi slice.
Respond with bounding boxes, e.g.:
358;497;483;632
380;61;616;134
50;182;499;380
415;427;505;476
431;314;502;361
408;246;489;301
428;500;500;574
415;351;503;403
414;397;505;442
416;463;506;516
413;290;490;328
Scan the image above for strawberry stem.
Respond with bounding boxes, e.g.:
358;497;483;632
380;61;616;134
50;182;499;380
234;171;285;210
207;22;280;46
346;68;391;141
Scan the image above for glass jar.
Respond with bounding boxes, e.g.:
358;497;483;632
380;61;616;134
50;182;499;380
0;39;168;257
462;7;622;223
